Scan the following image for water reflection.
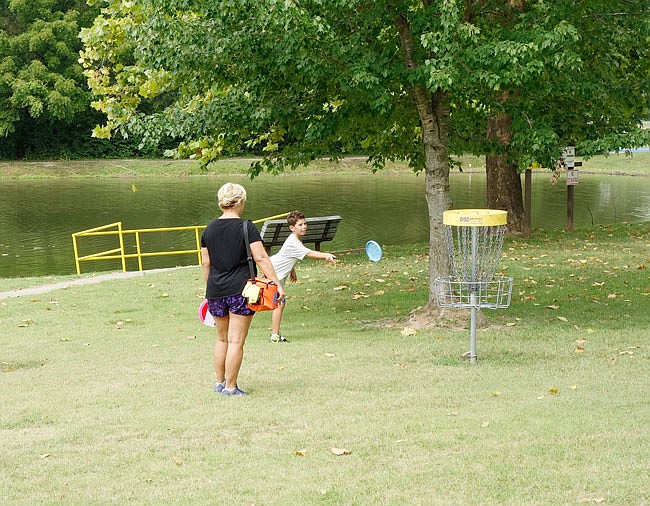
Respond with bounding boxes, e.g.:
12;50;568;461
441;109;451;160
0;172;648;278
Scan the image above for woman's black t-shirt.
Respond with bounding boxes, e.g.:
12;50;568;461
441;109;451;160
200;218;262;299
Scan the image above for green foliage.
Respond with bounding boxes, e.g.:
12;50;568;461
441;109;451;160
0;1;96;136
80;1;649;174
447;1;650;168
0;0;164;159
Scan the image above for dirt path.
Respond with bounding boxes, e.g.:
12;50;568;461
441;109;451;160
0;267;187;300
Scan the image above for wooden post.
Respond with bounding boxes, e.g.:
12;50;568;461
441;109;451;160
567;184;574;232
562;147;577;233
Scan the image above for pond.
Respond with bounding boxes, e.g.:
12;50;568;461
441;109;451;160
1;171;649;278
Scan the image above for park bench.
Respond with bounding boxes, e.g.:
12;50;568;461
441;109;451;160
259;215;342;253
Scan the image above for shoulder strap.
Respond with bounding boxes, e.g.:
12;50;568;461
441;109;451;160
243;220;256;280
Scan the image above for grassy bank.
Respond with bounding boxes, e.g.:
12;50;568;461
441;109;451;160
1;224;649;505
1;151;649;179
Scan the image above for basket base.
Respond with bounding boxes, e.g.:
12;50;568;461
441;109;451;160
434;276;513;309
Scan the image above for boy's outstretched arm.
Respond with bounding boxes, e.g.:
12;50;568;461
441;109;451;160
306;251;336;264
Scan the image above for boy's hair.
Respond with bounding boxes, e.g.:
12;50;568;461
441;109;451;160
287;210;305;227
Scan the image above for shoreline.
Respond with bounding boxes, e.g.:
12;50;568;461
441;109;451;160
1;153;649;179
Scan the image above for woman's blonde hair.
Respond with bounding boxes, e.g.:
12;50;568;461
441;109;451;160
217;183;247;210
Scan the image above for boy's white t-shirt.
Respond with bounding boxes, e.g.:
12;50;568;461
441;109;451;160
270;233;311;283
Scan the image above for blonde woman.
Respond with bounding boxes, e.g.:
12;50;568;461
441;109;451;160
200;183;284;396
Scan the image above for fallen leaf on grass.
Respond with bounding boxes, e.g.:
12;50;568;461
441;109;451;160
546;305;559;310
480;421;489;428
330;447;351;456
160;293;169;298
352;292;368;300
607;293;617;299
40;453;51;459
324;353;336;358
333;285;348;291
401;327;417;336
557;316;568;322
549;388;559;395
186;335;196;340
295;449;307;456
172;455;183;466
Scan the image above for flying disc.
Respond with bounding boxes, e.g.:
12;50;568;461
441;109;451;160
365;240;383;262
198;299;215;327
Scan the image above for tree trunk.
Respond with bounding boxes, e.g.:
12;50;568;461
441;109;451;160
423;97;453;299
486;111;525;234
393;11;452;303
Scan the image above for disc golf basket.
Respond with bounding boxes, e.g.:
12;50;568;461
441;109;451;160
434;209;513;364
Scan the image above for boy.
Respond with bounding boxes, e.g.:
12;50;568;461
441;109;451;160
269;211;336;342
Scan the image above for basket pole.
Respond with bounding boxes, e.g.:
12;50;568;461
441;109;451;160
470;226;479;363
470;295;478;364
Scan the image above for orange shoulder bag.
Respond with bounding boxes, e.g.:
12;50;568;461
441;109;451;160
242;221;279;312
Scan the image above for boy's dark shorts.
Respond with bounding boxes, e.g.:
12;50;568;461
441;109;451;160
208;295;255;317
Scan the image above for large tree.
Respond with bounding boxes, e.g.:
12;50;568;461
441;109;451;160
461;1;650;233
0;0;102;156
80;0;649;303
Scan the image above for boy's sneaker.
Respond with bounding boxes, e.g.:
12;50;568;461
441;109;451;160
270;333;289;343
221;386;248;396
214;381;226;393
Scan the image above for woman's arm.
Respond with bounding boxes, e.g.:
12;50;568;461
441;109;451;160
200;247;211;283
250;241;285;301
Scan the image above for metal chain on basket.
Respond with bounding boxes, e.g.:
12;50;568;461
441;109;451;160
444;223;507;283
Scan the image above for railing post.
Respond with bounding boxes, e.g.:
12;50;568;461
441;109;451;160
117;222;127;272
195;227;202;266
72;234;81;275
135;231;143;271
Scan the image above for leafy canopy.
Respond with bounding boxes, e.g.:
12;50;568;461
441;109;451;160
0;0;98;136
80;0;650;174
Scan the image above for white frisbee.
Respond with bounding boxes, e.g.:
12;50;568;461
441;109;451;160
365;240;383;262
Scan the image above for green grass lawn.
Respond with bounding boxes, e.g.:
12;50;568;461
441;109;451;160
1;224;648;505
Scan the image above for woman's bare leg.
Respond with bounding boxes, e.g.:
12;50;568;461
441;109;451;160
213;315;229;383
224;313;254;389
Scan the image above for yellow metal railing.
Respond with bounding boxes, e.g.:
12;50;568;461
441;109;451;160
71;212;290;275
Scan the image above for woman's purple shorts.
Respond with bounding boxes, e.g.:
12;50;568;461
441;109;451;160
208;294;255;317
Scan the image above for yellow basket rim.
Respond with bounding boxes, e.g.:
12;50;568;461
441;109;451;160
443;209;507;227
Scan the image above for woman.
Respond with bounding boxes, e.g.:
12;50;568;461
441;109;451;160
200;183;284;396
